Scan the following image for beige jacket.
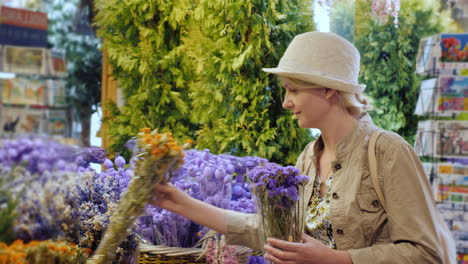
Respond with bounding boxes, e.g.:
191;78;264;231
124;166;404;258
224;114;443;263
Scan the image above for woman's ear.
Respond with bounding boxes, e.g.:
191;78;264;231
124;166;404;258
324;88;337;99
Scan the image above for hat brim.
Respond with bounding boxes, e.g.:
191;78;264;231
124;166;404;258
262;68;366;93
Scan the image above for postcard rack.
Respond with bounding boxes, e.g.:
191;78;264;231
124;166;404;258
414;33;468;256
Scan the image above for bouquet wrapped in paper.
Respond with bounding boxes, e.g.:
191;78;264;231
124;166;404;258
87;128;191;263
247;163;309;244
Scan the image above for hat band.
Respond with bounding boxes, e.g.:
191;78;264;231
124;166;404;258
276;64;360;85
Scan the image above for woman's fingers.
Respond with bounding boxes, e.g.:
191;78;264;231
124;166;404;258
266;238;300;252
264;244;296;260
155;183;174;192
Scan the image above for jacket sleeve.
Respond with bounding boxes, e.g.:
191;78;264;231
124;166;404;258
348;138;443;263
223;210;264;251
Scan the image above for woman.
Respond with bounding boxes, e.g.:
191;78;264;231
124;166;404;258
153;32;447;263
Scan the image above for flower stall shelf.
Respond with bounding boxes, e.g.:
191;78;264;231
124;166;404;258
2;135;267;263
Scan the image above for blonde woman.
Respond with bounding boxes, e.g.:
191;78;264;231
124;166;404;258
153;32;451;263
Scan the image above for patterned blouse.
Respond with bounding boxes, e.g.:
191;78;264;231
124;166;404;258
305;174;336;249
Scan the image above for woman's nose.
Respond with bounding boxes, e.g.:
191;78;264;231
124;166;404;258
282;97;293;109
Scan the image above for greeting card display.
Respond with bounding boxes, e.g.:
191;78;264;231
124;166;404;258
415;36;437;75
47;50;67;77
46;79;66;107
1;106;46;134
436;121;468;158
415;34;468;74
414;120;436;156
414;78;437;115
3;45;47;75
437;163;468;186
437;76;468;113
440;34;468;63
1;77;46;106
46;109;66;136
414;120;468;158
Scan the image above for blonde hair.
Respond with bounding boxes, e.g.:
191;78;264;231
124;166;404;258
280;76;371;116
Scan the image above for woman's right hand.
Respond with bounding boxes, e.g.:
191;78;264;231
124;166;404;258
151;183;228;234
151;183;193;215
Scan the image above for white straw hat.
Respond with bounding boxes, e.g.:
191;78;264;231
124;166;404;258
263;31;366;93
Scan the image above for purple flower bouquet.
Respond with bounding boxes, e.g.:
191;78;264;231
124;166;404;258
248;163;309;244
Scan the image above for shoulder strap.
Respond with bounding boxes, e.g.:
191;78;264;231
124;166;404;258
302;141;316;172
368;131;386;209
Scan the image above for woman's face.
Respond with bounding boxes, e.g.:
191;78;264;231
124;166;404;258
282;82;332;129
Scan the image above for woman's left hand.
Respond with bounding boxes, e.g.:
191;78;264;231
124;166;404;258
263;233;352;264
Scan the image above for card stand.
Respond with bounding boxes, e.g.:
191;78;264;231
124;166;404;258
415;33;468;256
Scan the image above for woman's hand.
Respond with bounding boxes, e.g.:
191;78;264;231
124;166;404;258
263;233;352;264
151;183;228;234
151;183;192;215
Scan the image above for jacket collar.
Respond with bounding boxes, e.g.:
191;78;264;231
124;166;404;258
311;113;375;162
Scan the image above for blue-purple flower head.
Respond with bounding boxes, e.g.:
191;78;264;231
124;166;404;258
247;162;309;207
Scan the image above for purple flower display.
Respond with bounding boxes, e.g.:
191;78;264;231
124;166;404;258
248;162;309;243
2;135;269;262
14;168;73;242
75;147;107;168
0;136;107;175
12;154;137;264
137;149;266;248
0;136;79;175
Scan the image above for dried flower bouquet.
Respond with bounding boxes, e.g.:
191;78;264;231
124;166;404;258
248;163;309;243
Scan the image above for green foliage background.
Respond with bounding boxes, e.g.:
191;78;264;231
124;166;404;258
95;0;315;164
351;0;459;143
330;0;355;43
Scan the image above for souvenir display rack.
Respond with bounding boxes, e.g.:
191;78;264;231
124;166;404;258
414;33;468;261
0;5;68;138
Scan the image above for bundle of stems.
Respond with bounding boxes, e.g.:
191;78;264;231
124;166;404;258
248;163;309;244
87;128;191;264
253;184;306;243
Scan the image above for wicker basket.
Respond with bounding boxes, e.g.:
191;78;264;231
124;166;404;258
138;243;260;264
138;244;205;264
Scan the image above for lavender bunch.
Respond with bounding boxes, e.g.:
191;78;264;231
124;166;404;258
12;153;138;263
0;137;79;174
87;129;190;264
75;147;107;169
14;168;75;242
63;158;138;263
248;163;309;243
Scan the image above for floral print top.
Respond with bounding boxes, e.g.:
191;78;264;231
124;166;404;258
305;174;336;249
